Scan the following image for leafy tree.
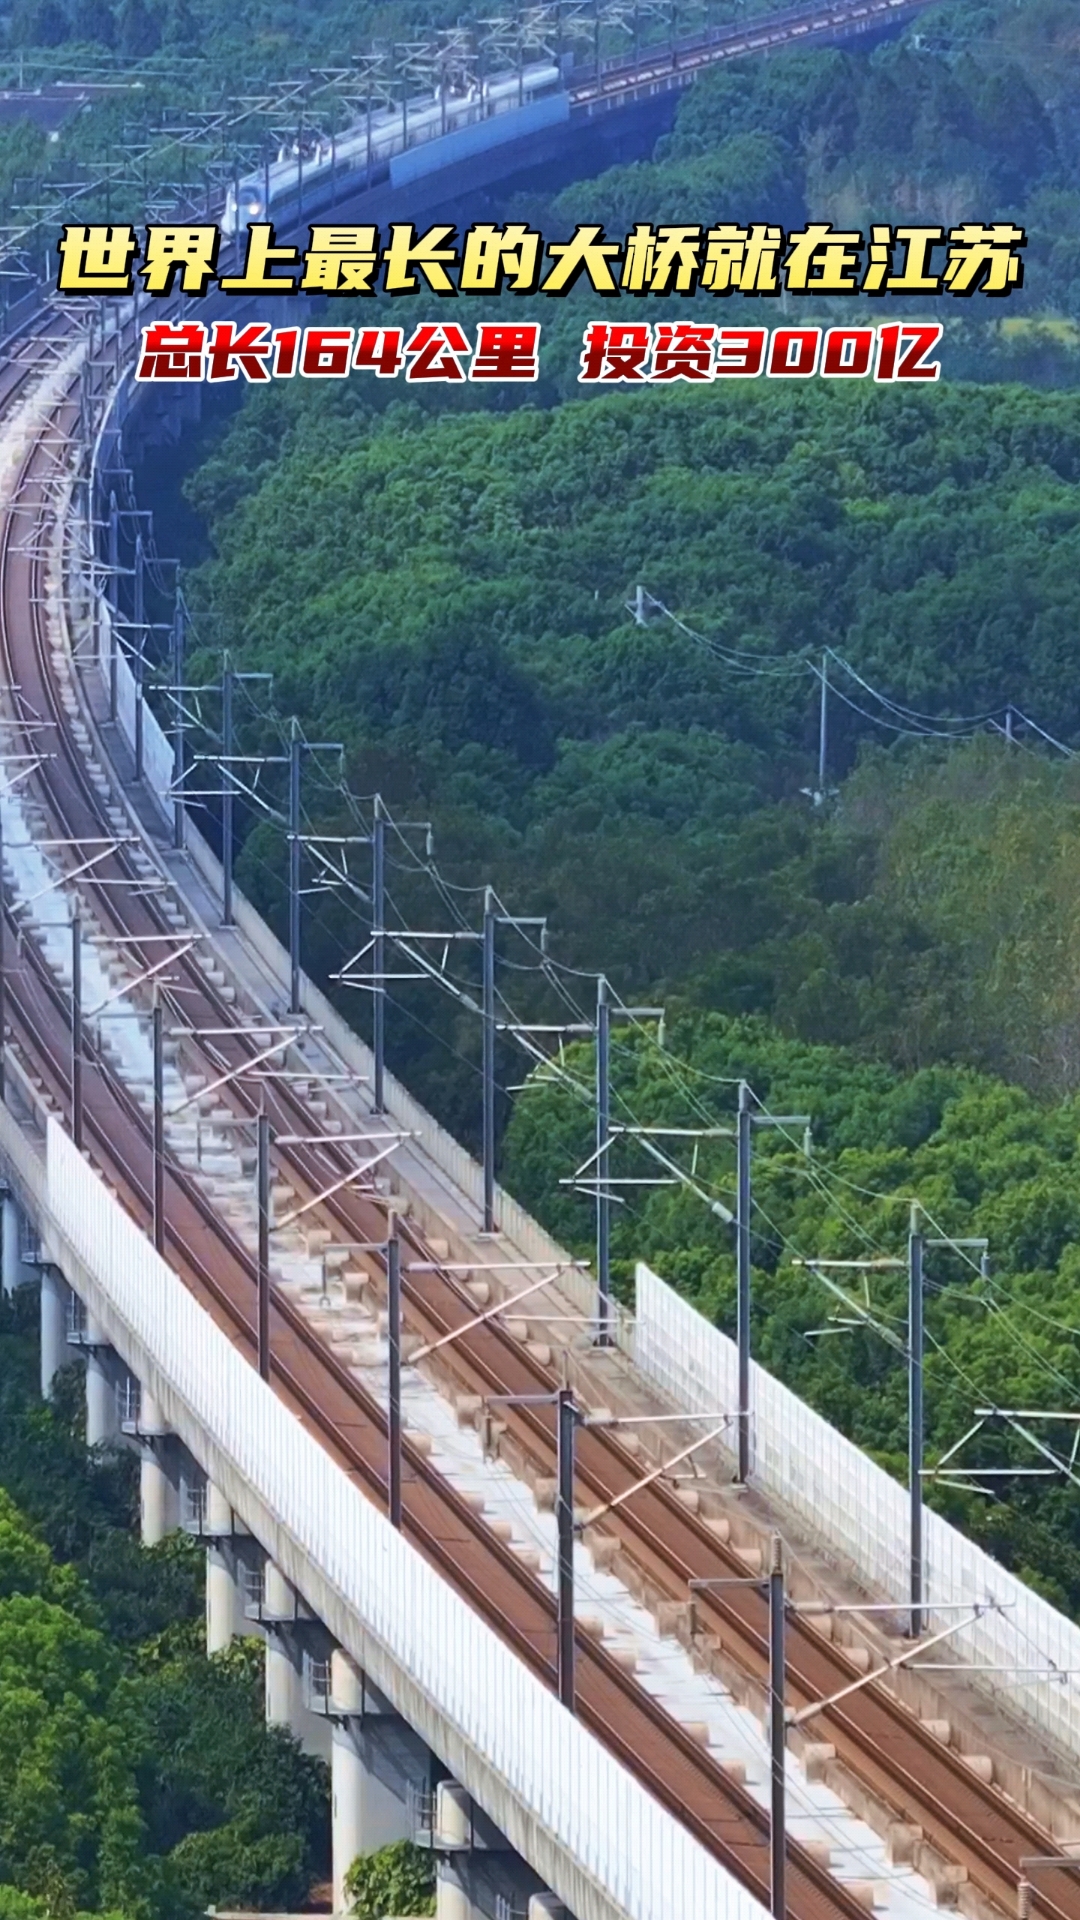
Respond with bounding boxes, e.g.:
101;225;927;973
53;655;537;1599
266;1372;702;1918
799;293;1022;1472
9;0;71;46
0;1296;328;1919
182;379;1080;1127
131;1639;327;1904
166;1818;303;1914
70;0;115;42
344;1842;435;1920
115;0;159;54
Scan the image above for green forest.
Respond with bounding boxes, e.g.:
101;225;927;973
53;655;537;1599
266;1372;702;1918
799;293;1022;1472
187;381;1080;1093
0;1293;328;1920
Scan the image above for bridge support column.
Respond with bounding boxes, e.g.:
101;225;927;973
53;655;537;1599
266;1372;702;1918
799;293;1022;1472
84;1323;117;1447
40;1267;67;1398
266;1627;302;1730
264;1563;303;1732
434;1783;480;1920
261;1567;331;1760
205;1483;243;1654
1;1195;31;1294
141;1447;171;1545
433;1783;528;1920
138;1393;173;1545
330;1649;414;1911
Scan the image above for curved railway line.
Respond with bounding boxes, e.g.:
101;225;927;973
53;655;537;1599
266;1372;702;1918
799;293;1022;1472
2;203;1079;1920
569;0;937;109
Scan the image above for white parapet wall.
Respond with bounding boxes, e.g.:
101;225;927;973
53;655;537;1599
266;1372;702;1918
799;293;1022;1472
11;1110;767;1920
111;613;176;817
634;1259;1080;1763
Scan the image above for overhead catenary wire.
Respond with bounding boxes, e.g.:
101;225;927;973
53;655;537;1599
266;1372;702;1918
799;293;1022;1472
139;580;1080;1435
644;594;1075;757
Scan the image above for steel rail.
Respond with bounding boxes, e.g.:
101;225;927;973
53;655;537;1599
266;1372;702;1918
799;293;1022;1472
568;0;937;107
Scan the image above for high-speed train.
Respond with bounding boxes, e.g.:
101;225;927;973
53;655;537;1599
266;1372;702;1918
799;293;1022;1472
221;61;564;235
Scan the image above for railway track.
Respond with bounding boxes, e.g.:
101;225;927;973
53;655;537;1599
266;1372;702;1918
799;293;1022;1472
569;0;937;108
3;311;1080;1920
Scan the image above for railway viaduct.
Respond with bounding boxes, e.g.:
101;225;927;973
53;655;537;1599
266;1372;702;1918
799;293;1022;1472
9;11;1080;1920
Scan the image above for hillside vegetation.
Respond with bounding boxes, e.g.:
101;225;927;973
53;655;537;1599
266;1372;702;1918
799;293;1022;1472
187;382;1080;1091
0;1294;327;1920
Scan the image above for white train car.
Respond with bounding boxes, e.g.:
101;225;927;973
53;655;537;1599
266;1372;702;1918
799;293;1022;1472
221;62;565;235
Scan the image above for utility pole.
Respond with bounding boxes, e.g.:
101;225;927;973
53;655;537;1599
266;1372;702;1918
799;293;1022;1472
287;721;343;1017
736;1080;752;1482
387;1226;402;1527
221;653;235;925
133;533;145;784
795;1221;985;1640
257;1112;270;1381
71;912;83;1151
736;1086;811;1484
247;1107;401;1389
107;490;119;723
152;995;164;1253
485;1385;580;1710
557;1386;577;1710
316;799;429;1111
340;876;541;1230
480;899;546;1235
557;987;664;1341
482;888;496;1232
289;720;301;1014
817;651;828;800
909;1202;924;1639
171;590;185;852
690;1533;787;1917
198;655;274;926
372;795;386;1112
596;975;611;1343
769;1534;786;1920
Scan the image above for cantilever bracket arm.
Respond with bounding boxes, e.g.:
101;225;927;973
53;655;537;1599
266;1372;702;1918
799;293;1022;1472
786;1607;998;1728
274;1138;413;1230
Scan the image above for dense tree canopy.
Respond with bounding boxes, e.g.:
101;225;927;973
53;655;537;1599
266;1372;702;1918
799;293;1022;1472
182;382;1080;1100
0;1294;328;1920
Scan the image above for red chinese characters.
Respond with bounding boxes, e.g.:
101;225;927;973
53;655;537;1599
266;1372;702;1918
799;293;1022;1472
135;322;207;381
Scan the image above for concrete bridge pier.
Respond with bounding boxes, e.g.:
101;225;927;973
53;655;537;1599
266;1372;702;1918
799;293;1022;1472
84;1316;119;1446
204;1480;246;1653
329;1648;421;1912
260;1563;332;1758
137;1389;175;1544
40;1264;68;1397
434;1782;481;1920
263;1561;305;1732
434;1780;551;1920
2;1193;33;1293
